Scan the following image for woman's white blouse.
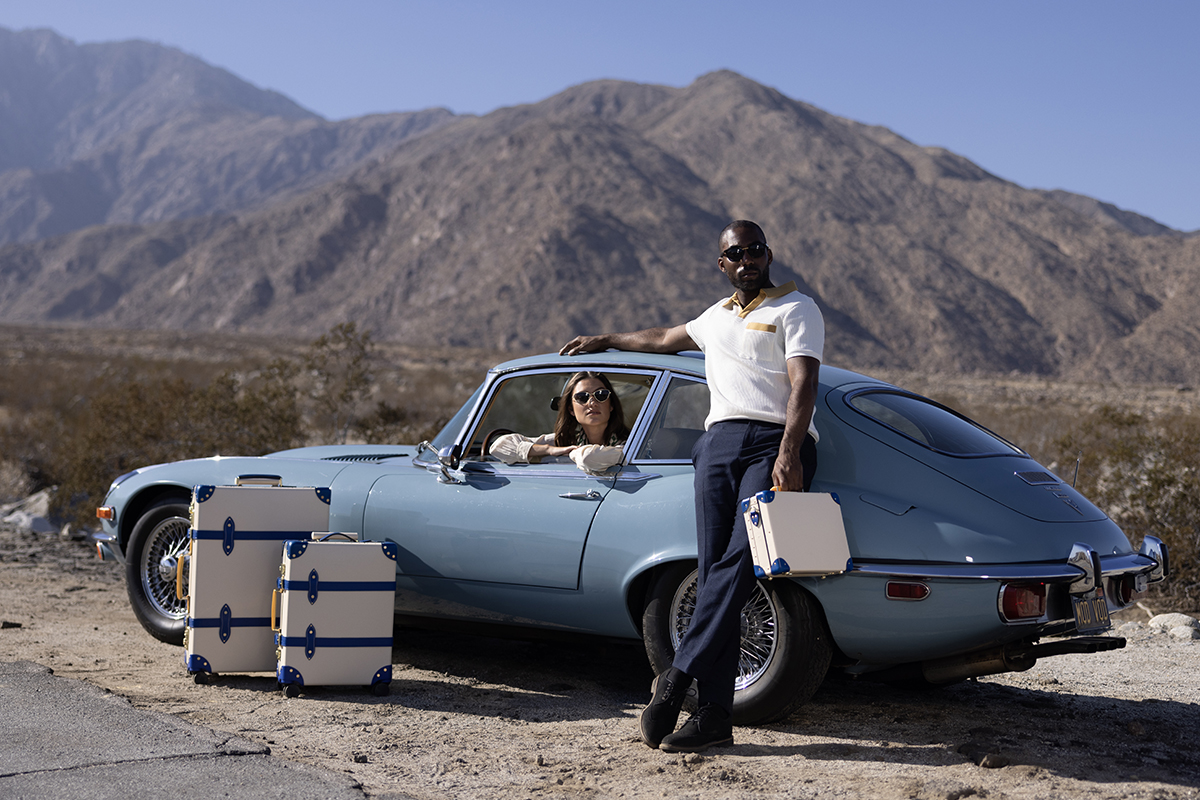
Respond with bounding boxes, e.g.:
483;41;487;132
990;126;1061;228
489;432;624;474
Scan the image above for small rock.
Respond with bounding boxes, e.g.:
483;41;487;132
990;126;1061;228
979;753;1010;768
352;753;369;763
1169;625;1200;641
1148;613;1198;632
536;754;544;766
1;620;23;629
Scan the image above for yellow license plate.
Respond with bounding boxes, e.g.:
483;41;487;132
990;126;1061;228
1072;590;1111;634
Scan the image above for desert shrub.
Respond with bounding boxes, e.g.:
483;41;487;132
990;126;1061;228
41;362;304;527
1051;407;1200;611
303;322;373;444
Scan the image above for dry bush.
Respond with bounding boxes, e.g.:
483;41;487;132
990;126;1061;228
34;363;304;527
1050;408;1200;611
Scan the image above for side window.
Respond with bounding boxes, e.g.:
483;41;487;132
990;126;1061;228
635;377;709;461
465;371;654;460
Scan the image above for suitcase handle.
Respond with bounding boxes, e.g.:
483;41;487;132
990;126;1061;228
314;532;358;542
175;547;190;600
270;588;280;632
236;474;283;486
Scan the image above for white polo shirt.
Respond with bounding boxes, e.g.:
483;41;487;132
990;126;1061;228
684;281;824;438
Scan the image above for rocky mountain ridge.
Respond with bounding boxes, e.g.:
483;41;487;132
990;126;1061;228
1;29;1197;384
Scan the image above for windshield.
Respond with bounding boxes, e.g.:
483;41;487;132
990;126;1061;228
847;390;1023;457
427;385;483;454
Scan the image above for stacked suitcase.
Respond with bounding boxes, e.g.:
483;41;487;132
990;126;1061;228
181;477;395;695
740;489;852;578
184;478;332;679
273;534;397;697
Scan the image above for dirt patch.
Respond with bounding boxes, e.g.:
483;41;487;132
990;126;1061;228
3;523;1198;799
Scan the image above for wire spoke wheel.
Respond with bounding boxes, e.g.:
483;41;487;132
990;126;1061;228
668;571;779;690
140;515;190;619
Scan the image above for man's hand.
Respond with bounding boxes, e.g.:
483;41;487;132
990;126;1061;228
560;335;610;356
771;450;805;493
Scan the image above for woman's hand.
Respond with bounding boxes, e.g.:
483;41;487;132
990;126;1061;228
529;443;578;459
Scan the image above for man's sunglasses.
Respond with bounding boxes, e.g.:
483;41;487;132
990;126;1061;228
721;242;768;262
572;388;612;404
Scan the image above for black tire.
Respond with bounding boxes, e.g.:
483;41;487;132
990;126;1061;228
642;564;832;726
125;497;191;645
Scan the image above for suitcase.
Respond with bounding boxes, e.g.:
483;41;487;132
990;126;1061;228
273;533;397;696
182;478;331;680
740;489;852;578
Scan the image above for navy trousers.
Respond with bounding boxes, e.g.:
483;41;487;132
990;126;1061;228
672;420;816;714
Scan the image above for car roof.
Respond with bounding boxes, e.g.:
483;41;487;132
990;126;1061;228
490;351;889;392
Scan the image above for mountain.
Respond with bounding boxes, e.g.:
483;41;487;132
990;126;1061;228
0;27;455;243
0;38;1197;384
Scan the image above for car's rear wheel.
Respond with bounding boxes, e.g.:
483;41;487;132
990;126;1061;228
125;498;190;645
642;563;832;726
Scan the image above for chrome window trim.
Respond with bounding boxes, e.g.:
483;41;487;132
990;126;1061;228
842;388;1026;459
455;365;667;466
629;371;709;466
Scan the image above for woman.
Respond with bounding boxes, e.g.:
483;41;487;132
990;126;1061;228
489;371;630;473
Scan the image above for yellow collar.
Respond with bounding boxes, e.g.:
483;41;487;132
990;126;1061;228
721;281;798;319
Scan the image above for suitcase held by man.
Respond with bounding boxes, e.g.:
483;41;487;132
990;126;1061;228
740;489;852;579
273;533;397;697
182;477;331;681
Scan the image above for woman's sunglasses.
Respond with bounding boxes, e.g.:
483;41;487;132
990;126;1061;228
572;388;611;404
721;242;768;262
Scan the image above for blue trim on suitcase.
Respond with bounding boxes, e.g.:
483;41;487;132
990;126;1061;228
278;633;394;656
279;665;304;686
192;528;313;542
279;578;397;594
381;542;397;560
187;654;212;673
187;616;272;629
194;485;216;503
315;487;331;504
372;665;392;685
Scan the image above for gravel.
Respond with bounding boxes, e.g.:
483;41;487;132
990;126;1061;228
3;520;1199;800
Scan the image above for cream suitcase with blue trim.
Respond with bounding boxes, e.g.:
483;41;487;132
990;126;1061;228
274;535;397;696
740;490;852;578
183;479;331;679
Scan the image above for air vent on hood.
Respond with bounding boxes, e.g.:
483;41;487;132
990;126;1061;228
322;453;408;463
1015;470;1060;486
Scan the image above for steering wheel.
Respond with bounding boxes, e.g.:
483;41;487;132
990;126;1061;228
479;428;515;461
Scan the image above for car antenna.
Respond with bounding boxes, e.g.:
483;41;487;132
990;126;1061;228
1072;451;1082;488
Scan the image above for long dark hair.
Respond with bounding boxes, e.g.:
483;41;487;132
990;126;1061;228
554;372;629;447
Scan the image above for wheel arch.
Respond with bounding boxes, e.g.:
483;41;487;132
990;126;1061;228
624;558;697;638
119;485;192;555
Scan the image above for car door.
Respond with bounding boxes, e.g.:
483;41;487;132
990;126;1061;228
362;368;656;590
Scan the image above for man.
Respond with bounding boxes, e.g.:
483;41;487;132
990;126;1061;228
560;220;824;753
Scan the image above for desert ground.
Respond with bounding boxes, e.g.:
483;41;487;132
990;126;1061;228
2;518;1199;800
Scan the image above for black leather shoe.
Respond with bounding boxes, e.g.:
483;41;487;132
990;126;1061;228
639;667;694;748
659;703;733;753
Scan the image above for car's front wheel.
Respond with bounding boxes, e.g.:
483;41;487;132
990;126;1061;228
125;498;190;645
642;564;832;726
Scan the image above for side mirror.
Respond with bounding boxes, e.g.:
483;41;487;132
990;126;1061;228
438;444;462;471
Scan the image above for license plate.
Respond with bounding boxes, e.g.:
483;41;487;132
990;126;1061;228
1072;590;1111;634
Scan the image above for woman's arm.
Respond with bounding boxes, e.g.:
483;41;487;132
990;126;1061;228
489;433;575;464
569;444;624;474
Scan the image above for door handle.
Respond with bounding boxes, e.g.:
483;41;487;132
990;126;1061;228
559;490;602;500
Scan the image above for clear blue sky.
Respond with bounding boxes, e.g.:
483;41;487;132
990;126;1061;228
4;0;1198;231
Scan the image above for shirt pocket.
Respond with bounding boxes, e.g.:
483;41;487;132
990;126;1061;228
740;321;780;362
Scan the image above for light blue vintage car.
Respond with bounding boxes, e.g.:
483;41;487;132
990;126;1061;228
95;351;1168;724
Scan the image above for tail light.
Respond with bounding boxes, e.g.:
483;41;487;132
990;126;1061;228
886;581;930;601
1000;582;1046;621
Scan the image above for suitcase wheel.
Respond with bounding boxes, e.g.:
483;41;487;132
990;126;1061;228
283;683;301;698
192;671;214;685
371;682;390;697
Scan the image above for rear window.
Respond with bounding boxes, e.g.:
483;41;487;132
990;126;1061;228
846;391;1023;457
